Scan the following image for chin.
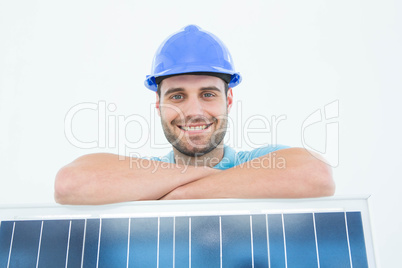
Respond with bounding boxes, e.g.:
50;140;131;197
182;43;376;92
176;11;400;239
174;143;216;157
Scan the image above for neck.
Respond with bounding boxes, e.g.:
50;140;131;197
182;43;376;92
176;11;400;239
172;142;225;168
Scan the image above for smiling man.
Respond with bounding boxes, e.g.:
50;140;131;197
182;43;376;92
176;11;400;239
157;74;231;167
54;25;335;205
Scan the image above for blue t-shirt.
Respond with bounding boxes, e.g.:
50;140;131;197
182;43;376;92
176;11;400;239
150;145;290;170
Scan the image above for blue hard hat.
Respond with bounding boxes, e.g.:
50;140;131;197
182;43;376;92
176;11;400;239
144;25;242;91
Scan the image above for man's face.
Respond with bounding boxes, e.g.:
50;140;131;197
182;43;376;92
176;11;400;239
156;75;233;157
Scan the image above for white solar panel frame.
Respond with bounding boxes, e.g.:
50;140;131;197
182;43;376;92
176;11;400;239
0;196;376;267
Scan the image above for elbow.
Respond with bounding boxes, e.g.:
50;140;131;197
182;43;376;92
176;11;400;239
54;165;81;205
286;148;335;198
297;148;335;197
311;160;335;197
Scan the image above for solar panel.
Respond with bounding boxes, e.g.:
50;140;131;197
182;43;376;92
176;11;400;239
0;197;375;267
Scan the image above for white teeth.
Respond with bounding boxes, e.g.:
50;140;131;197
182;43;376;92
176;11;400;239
181;125;208;131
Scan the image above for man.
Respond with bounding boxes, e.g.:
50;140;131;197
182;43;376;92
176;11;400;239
54;25;334;205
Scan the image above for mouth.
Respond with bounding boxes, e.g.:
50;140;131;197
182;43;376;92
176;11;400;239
178;123;213;132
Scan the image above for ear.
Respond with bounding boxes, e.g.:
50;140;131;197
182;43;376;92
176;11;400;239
226;87;233;113
155;92;161;117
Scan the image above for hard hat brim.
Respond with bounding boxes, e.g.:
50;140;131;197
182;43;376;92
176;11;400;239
144;65;241;91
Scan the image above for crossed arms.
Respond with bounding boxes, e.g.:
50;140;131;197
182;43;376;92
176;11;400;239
54;148;335;205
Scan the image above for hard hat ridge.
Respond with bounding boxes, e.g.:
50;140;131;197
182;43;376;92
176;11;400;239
144;24;242;91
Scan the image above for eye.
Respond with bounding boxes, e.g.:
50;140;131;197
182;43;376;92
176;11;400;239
203;92;215;98
171;94;183;100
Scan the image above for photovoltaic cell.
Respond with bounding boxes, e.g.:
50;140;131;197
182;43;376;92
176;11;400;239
37;220;70;267
98;218;129;268
267;214;286;268
0;221;14;268
191;216;220;267
283;213;318;268
9;220;42;267
66;219;85;268
0;211;370;267
221;215;253;267
251;214;269;267
159;217;174;268
82;219;100;268
174;217;190;267
129;217;158;267
315;212;351;268
347;212;369;268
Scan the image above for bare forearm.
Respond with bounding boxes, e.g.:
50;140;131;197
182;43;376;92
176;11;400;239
54;153;218;205
161;148;335;200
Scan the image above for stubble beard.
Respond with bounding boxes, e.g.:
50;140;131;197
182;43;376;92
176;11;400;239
161;114;228;157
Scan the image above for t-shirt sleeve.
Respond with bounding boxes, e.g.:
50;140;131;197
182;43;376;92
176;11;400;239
235;144;291;165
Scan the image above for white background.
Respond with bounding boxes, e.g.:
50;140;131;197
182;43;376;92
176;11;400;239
0;0;400;266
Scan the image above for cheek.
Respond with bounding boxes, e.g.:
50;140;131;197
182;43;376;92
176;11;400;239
205;102;228;117
160;107;182;123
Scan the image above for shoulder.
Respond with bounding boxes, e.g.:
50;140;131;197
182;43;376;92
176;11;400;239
234;144;291;164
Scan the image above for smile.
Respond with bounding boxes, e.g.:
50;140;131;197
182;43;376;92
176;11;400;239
178;123;213;131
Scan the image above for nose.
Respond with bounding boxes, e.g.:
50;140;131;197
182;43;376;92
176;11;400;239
182;96;204;117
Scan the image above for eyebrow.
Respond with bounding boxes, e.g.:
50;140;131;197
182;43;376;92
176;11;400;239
164;87;185;96
200;86;222;93
163;86;222;97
